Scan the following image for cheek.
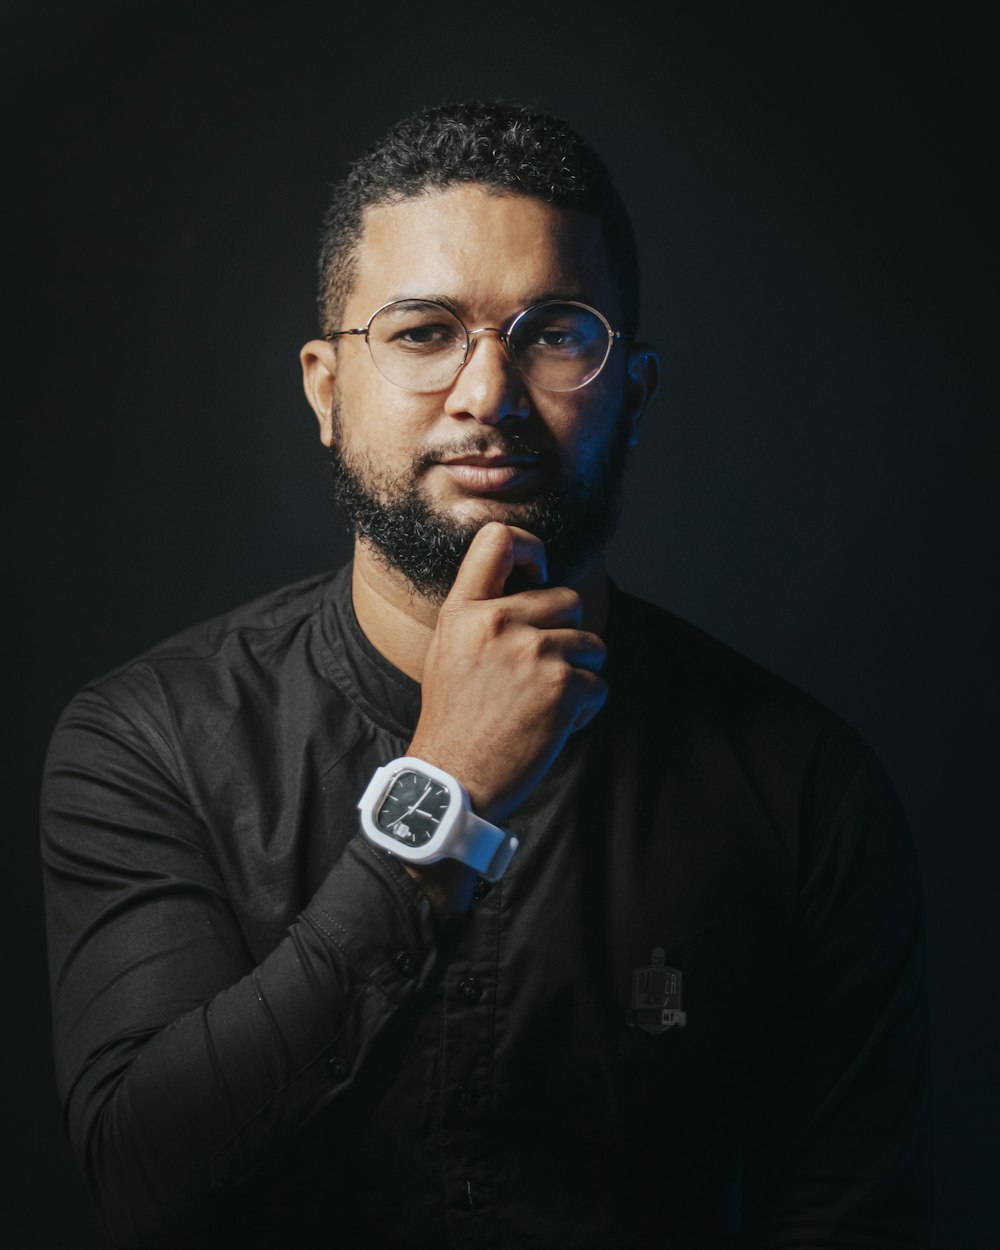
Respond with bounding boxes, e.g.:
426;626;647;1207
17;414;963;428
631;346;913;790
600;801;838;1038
550;394;630;469
334;371;441;464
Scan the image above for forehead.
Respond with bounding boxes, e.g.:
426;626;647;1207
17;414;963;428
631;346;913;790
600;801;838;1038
347;184;617;319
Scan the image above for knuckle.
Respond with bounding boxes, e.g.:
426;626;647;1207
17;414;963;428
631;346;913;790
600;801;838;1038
555;587;582;615
525;629;550;661
546;661;576;698
591;672;610;704
481;602;512;636
571;667;605;703
587;636;608;670
573;675;609;728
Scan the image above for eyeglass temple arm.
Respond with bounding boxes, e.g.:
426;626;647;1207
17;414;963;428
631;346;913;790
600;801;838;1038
323;328;368;341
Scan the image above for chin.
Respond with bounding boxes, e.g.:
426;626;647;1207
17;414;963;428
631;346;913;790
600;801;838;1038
447;497;535;526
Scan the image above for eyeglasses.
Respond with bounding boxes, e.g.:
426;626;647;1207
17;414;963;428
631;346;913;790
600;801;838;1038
325;298;622;393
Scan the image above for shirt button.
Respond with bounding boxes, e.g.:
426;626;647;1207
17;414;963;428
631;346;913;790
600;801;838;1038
324;1055;349;1082
454;1083;479;1111
394;950;419;978
458;976;483;1004
464;1179;487;1209
473;878;492;901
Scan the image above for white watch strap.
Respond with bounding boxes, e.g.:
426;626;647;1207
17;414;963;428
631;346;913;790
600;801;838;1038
479;825;519;882
449;808;518;880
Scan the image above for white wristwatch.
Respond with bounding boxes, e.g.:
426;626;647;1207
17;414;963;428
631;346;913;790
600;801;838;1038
358;757;519;882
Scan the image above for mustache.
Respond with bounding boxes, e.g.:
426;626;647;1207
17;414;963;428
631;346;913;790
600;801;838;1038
413;430;546;473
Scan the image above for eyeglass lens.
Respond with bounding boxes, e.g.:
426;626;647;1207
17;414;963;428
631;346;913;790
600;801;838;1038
366;300;612;393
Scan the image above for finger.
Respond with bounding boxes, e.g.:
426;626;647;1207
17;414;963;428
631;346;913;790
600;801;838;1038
536;628;607;673
448;523;547;603
494;585;585;630
567;670;609;732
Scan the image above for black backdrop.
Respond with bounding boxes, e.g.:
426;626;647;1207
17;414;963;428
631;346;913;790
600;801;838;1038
10;4;996;1246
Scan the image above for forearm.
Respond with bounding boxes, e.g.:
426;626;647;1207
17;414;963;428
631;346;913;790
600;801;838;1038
42;692;439;1246
55;835;438;1245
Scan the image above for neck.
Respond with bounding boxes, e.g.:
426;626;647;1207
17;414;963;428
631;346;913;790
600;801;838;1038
351;538;610;682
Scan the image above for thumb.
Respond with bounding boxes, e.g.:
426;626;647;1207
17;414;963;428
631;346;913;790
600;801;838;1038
447;522;547;603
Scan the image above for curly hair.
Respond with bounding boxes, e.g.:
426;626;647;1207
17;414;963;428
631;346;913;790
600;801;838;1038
316;100;639;335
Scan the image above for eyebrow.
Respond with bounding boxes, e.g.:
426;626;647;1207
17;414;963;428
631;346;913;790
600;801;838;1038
383;290;597;315
382;294;464;315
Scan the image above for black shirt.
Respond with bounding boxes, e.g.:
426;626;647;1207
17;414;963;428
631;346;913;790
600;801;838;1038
41;565;929;1248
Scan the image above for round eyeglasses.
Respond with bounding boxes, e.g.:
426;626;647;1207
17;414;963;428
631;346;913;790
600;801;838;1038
324;298;622;394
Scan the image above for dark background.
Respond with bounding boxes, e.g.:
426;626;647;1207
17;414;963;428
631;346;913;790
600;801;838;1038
10;3;996;1245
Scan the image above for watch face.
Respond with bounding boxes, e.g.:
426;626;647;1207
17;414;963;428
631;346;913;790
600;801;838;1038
376;770;451;847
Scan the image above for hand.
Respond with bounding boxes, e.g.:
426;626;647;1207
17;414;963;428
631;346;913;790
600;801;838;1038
407;522;608;826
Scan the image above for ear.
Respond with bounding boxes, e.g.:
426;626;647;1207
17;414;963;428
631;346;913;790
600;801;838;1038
300;338;340;446
622;342;661;448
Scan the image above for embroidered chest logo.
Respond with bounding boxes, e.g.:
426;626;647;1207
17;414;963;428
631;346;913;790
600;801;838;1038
627;946;687;1035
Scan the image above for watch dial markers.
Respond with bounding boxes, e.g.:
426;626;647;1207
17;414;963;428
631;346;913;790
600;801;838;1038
376;771;450;846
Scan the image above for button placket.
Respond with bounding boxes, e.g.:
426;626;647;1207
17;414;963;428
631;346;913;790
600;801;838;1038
439;881;503;1240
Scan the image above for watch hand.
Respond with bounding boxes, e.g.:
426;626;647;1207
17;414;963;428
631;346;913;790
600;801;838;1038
386;781;433;829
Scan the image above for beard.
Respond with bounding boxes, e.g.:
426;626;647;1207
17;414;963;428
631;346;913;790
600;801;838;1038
327;406;632;601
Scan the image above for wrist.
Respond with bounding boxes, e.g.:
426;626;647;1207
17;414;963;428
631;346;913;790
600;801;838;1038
404;740;505;825
357;756;518;883
403;860;477;917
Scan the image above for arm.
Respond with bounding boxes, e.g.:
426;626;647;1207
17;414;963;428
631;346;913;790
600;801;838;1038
42;686;438;1246
43;525;607;1246
400;521;608;912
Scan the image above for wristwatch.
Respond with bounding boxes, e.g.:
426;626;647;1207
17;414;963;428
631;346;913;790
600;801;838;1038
358;756;519;881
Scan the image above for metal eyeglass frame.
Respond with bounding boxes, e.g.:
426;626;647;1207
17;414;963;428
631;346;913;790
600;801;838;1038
323;298;622;393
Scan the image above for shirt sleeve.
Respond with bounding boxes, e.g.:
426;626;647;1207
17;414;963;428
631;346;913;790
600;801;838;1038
739;747;932;1247
41;685;438;1248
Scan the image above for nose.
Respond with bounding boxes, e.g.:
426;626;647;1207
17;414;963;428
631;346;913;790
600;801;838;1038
442;327;530;425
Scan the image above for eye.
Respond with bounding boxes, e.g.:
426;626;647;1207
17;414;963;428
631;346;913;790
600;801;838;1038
392;322;462;351
371;301;466;354
512;304;604;360
518;323;589;357
530;326;585;351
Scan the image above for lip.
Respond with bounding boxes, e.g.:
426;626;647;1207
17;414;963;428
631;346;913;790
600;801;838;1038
435;454;542;494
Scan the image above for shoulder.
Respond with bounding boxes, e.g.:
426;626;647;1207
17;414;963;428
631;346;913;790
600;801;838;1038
609;582;849;728
100;566;343;674
111;568;344;669
607;583;891;833
51;567;350;749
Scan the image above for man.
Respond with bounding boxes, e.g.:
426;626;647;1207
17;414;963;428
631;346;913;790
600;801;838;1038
41;102;929;1248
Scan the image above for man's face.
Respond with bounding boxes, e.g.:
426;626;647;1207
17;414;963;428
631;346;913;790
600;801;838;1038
303;185;653;597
